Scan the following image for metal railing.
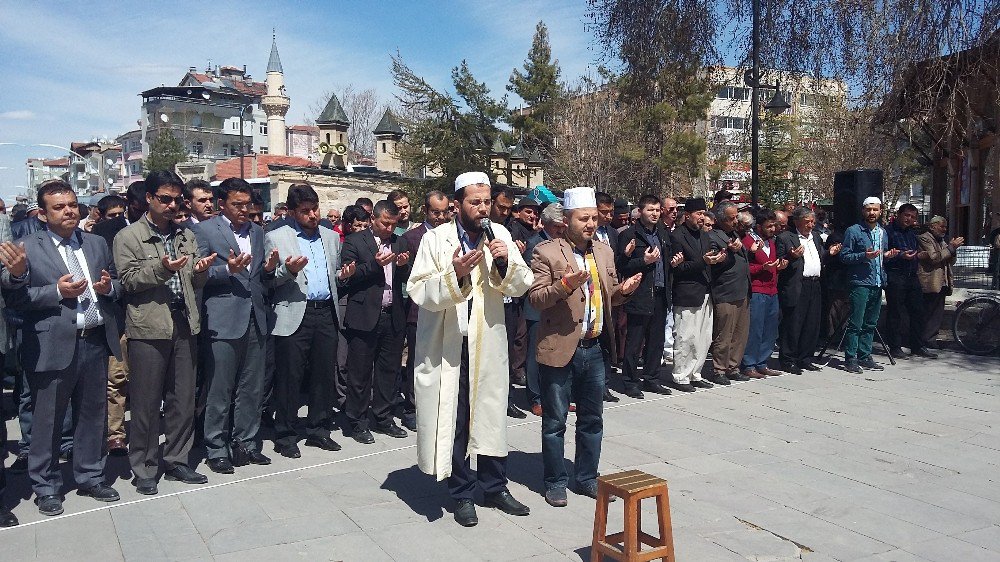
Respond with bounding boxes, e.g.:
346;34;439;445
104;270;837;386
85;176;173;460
953;245;998;290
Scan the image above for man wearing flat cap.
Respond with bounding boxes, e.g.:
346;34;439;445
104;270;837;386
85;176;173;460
407;171;534;527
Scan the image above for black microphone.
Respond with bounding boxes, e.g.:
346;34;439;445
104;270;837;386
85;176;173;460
478;218;508;277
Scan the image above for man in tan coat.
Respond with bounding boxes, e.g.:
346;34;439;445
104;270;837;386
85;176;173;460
407;172;534;527
528;187;641;507
917;216;963;348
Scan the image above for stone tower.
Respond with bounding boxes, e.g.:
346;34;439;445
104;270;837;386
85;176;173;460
373;109;404;174
263;33;290;156
316;93;350;168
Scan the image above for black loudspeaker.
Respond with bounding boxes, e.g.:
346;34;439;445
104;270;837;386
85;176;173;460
833;169;883;232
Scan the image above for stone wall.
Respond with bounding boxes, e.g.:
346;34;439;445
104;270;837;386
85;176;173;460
268;165;415;213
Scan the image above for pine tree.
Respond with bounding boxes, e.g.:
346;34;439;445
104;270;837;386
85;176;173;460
508;21;563;155
145;130;186;173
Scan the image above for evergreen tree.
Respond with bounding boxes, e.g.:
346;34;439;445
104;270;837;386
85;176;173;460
145;130;186;173
508;21;563;154
758;112;797;209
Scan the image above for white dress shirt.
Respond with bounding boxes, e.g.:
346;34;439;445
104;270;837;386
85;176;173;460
798;230;821;278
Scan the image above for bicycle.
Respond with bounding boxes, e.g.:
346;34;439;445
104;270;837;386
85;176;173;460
952;291;1000;355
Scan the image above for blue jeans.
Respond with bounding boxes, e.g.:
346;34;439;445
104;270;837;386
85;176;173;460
540;344;606;491
742;293;779;371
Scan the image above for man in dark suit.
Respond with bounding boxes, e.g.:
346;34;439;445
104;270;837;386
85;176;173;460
3;180;123;516
706;202;753;384
776;206;840;373
617;194;678;399
400;190;450;431
193;178;277;473
342;199;411;444
594;191;621;402
669;197;727;392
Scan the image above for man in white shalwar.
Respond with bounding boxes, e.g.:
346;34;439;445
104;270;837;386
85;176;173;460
407;171;534;527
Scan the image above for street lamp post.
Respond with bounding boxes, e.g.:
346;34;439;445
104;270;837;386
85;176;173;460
745;0;792;208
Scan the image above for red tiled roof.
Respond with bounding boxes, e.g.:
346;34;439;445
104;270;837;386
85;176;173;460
40;157;70;167
213;155;317;180
287;125;319;133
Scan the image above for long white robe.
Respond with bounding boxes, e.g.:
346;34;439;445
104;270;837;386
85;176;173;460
406;219;532;480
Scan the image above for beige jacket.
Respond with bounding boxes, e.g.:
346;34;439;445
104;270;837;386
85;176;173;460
916;230;955;294
113;217;209;339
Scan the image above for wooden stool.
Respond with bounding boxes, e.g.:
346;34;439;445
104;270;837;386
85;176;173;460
591;470;675;562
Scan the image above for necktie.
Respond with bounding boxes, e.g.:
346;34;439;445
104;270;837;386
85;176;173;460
62;239;101;328
584;250;603;339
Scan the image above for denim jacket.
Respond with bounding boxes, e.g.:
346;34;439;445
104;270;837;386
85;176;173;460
839;222;888;287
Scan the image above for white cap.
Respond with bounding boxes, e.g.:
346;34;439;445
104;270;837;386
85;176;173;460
563;186;597;210
862;196;882;207
454;171;490;192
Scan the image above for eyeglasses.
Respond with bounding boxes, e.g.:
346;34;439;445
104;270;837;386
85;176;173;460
154;194;185;206
228;201;252;209
665;207;678;212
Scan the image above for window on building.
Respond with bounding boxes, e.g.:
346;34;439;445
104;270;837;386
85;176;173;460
382;142;387;154
259;147;268;154
717;86;751;101
799;93;831;107
338;133;344;143
222;143;230;156
326;133;331;143
711;115;747;130
259;122;268;135
232;122;238;131
193;141;203;155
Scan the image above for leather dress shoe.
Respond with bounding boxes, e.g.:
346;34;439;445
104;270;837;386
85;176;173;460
352;429;376;445
374;422;408;439
545;487;568;507
757;367;782;377
671;382;696;392
454;499;478;527
9;452;28;474
507;403;527;418
800;362;822;372
727;370;751;382
107;438;128;457
858;357;884;371
164;464;208;484
781;363;803;375
744;368;766;379
207;457;235;474
912;348;938;359
484;489;530;516
306;435;343;451
642;381;672;395
844;359;863;374
77;483;120;502
36;494;63;516
134;478;158;495
707;373;731;385
530;403;543;416
274;442;301;458
603;388;620;402
247;450;272;465
624;388;645;399
401;414;417;432
691;380;714;389
889;347;910;359
0;510;17;527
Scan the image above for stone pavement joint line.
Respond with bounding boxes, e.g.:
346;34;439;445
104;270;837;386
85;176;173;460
735;516;812;553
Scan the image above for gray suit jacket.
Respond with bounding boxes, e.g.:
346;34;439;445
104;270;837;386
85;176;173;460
264;224;343;337
193;215;275;339
3;229;123;372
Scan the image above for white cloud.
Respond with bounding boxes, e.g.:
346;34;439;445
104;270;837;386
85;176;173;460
0;110;36;120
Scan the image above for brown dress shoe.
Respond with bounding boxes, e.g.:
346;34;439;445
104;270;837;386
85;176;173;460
744;368;767;379
758;367;782;377
107;438;128;456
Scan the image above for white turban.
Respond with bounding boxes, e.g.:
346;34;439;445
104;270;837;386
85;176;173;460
862;196;882;207
563;186;597;210
454;171;490;192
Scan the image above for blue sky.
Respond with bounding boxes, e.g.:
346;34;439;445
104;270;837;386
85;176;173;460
0;0;602;200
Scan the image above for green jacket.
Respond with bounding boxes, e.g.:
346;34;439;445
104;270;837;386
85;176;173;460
112;217;208;339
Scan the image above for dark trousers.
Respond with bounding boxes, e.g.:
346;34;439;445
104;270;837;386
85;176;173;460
127;312;198;480
922;289;948;346
779;278;823;366
273;303;337;447
885;275;925;350
17;369;73;453
448;340;507;501
504;301;527;381
622;289;667;392
27;331;108;496
334;296;349;411
345;311;404;431
202;317;266;458
402;322;418;416
262;334;275;415
540;344;605;491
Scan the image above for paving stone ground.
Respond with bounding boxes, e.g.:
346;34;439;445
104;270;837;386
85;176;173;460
1;347;998;561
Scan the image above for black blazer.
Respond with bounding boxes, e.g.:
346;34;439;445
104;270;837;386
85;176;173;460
708;229;751;304
669;223;713;307
775;229;826;306
341;229;409;332
617;223;671;315
595;225;619;266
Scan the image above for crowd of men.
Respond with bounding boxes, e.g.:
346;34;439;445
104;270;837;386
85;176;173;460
0;171;965;527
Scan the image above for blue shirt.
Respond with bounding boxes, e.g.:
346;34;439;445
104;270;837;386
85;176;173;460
840;222;888;287
293;222;331;301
